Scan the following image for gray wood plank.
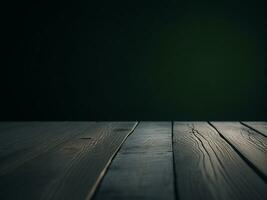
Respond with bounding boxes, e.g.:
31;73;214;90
94;122;175;200
242;122;267;137
0;122;95;175
0;122;137;200
0;122;34;134
211;122;267;178
173;122;267;200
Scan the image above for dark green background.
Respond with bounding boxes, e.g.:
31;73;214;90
1;0;267;120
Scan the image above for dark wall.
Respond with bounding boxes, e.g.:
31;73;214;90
1;0;267;120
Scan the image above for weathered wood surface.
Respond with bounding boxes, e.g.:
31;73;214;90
173;122;267;200
211;122;267;178
242;122;267;137
93;122;175;200
1;121;267;200
0;122;137;200
0;122;95;175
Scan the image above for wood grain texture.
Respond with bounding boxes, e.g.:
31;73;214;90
173;122;267;200
0;122;95;175
94;122;175;200
242;122;267;137
0;122;137;200
211;122;267;178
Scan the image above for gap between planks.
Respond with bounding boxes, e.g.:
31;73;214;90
173;122;267;200
86;122;139;200
209;122;267;183
240;122;267;138
0;122;138;200
93;122;175;200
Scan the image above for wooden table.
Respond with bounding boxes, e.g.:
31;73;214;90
0;122;266;200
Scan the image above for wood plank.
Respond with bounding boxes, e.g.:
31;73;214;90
173;122;267;200
211;122;267;178
93;122;175;200
0;122;95;175
0;122;137;200
0;122;34;134
241;122;267;137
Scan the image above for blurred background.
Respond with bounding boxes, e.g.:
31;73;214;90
1;0;267;120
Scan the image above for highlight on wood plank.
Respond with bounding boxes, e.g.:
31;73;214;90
93;122;175;200
173;122;267;200
210;122;267;178
241;122;267;137
0;122;137;200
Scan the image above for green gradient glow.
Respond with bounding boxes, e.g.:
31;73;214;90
135;14;266;119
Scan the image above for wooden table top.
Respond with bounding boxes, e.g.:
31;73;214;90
0;122;266;200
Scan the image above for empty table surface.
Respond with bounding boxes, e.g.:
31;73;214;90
0;121;266;200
